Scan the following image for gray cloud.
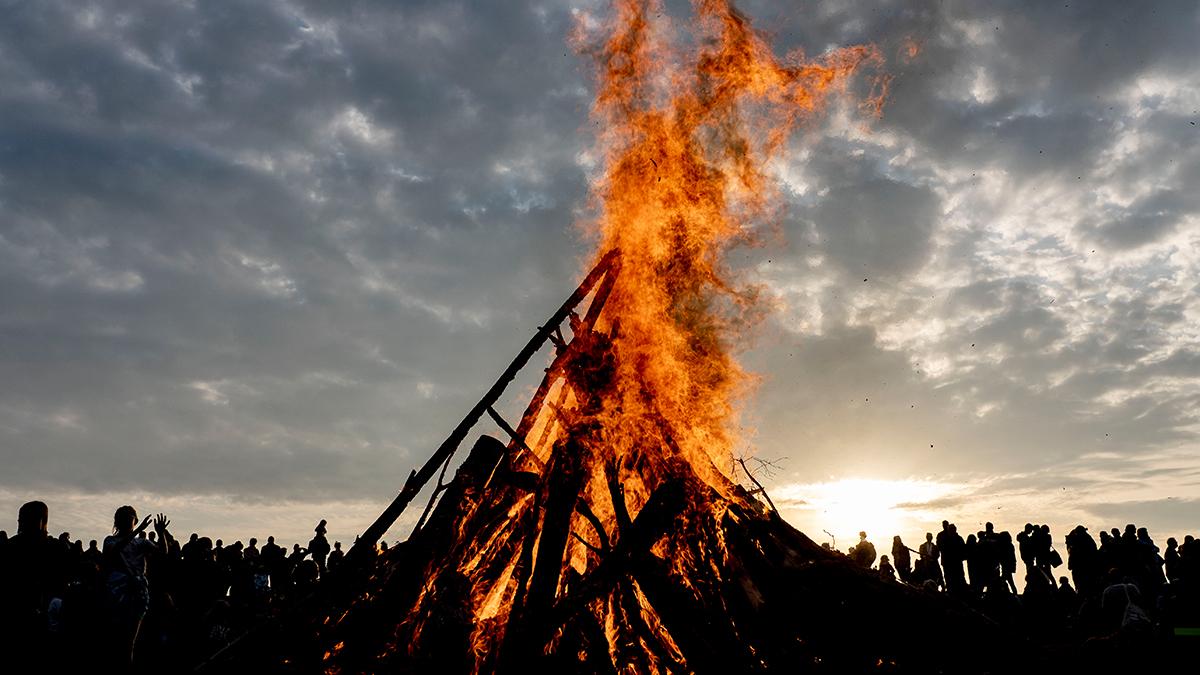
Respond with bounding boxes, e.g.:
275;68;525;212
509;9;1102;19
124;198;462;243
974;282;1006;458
808;178;940;279
1084;498;1200;534
0;0;597;510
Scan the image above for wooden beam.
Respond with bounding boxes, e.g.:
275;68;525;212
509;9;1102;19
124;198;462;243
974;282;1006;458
348;249;620;561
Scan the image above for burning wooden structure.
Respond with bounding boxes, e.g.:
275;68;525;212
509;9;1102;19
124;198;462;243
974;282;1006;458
310;251;995;675
250;3;1001;673
323;248;774;670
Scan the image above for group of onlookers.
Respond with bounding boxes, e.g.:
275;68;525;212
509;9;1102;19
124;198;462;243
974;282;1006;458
839;519;1200;640
0;500;356;672
4;497;1197;671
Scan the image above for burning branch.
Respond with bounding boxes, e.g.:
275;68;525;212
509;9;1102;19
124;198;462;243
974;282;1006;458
574;499;612;554
737;455;779;514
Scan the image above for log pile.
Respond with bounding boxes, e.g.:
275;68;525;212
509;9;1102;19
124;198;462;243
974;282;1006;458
216;251;1009;674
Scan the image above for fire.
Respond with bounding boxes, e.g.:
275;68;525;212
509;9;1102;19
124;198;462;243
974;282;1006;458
579;0;884;505
321;3;886;672
492;0;881;662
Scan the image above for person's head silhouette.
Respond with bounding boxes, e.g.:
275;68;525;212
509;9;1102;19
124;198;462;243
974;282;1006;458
17;501;49;536
113;505;138;535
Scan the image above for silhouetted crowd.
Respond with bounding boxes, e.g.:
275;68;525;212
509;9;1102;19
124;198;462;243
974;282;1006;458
839;520;1200;641
3;498;1198;672
0;500;358;672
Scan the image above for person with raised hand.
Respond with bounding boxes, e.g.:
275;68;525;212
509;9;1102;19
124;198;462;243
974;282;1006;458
102;506;171;670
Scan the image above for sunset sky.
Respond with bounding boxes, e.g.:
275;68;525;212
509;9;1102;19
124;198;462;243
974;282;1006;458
2;0;1198;554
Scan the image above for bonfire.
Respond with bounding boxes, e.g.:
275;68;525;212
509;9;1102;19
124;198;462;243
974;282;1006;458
255;3;994;674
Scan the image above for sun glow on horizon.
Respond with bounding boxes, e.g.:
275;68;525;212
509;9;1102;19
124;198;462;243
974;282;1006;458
774;478;968;552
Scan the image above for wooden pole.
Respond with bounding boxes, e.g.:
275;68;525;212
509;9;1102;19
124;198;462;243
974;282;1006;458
348;249;620;561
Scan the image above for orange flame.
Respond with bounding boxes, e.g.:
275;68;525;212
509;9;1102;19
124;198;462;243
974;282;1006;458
578;0;883;498
328;3;886;672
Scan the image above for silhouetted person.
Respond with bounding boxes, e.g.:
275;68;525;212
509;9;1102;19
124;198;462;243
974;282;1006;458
965;534;984;593
102;506;170;670
998;531;1018;594
328;541;344;572
1164;537;1180;582
225;541;255;606
1057;576;1077;603
1181;535;1198;580
851;531;876;568
83;539;102;567
261;536;287;591
917;532;942;588
1136;526;1166;589
891;536;912;581
288;544;308;566
1031;524;1054;580
977;526;1004;593
261;535;282;561
225;540;245;565
181;532;199;559
878;554;896;581
309;520;331;575
0;501;69;661
1098;529;1115;577
1065;525;1099;596
938;521;966;593
1057;575;1073;592
1017;523;1036;577
1110;526;1128;572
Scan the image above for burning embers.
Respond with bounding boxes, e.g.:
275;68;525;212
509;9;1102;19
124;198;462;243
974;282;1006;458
321;2;886;673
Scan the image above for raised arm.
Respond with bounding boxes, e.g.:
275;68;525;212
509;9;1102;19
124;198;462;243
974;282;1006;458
152;513;171;556
104;514;153;558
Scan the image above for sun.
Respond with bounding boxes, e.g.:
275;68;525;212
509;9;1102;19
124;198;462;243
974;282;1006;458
774;478;962;554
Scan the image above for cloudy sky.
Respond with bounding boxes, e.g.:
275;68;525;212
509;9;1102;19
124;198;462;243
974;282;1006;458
2;0;1198;552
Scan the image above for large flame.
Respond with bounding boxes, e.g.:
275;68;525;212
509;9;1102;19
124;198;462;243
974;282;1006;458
579;0;883;498
323;3;885;672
